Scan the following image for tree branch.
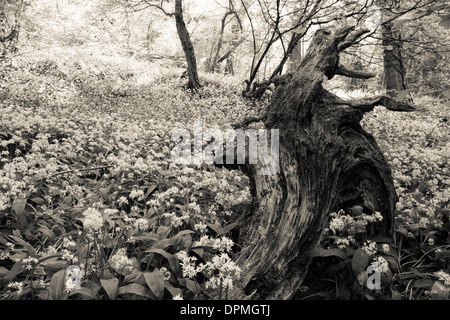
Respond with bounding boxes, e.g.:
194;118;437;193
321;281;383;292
338;28;370;51
345;95;416;112
335;64;376;79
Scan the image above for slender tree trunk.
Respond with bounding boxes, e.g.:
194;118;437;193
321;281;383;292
228;27;414;300
174;0;200;89
382;22;407;96
287;37;304;73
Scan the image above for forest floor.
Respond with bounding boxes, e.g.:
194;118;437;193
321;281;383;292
0;53;449;300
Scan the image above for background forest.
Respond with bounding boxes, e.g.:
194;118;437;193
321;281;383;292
0;0;449;301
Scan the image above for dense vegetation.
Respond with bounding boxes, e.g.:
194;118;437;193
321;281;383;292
0;0;449;300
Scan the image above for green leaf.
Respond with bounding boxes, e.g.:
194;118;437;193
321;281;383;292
191;247;204;258
3;260;26;280
37;225;55;240
13;197;27;216
435;250;450;261
356;270;368;286
0;266;9;276
118;283;156;299
8;235;37;257
133;233;160;243
100;278;119;300
179;278;200;295
30;197;45;205
165;282;182;298
12;197;27;226
413;279;434;289
153;230;195;249
146;248;179;274
431;281;449;300
69;287;97;299
216;222;238;237
49;269;66;300
311;247;347;260
351;248;369;276
143;270;165;300
207;223;221;234
123;269;143;284
391;289;402;300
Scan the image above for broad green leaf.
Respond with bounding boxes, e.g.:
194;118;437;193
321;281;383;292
13;197;27;216
351;248;369;276
191;247;204;258
216;222;238;237
37;225;55;240
3;260;26;280
12;197;27;226
413;279;433;289
311;247;347;260
49;269;66;300
69;287;97;299
118;283;156;299
30;197;45;205
122;269;143;283
133;233;160;242
8;235;37;257
179;278;200;295
391;289;402;300
0;266;9;276
146;248;179;274
356;270;368;286
431;281;449;300
207;223;221;234
153;230;195;249
100;278;119;300
435;250;450;261
143;271;165;299
165;282;182;298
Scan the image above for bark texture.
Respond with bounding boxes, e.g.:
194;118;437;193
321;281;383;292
382;22;407;95
230;27;414;300
174;0;200;89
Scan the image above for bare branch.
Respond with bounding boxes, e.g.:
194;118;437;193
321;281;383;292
345;95;416;112
335;64;376;79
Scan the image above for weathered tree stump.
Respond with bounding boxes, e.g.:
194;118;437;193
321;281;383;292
230;27;414;300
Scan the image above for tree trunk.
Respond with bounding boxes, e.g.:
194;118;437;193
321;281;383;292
287;37;304;73
174;0;200;89
229;27;414;300
382;22;407;96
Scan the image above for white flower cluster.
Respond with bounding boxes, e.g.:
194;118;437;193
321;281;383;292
82;207;104;233
7;281;24;295
162;212;190;228
22;256;39;270
205;253;241;291
328;210;384;236
176;250;205;279
193;236;234;253
371;256;390;273
129;189;145;201
159;267;171;281
109;248;134;273
134;218;149;231
435;270;450;287
361;240;378;256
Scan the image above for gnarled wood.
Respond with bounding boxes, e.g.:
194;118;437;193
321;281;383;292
229;26;415;300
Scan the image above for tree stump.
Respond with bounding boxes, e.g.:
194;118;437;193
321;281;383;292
230;27;414;300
